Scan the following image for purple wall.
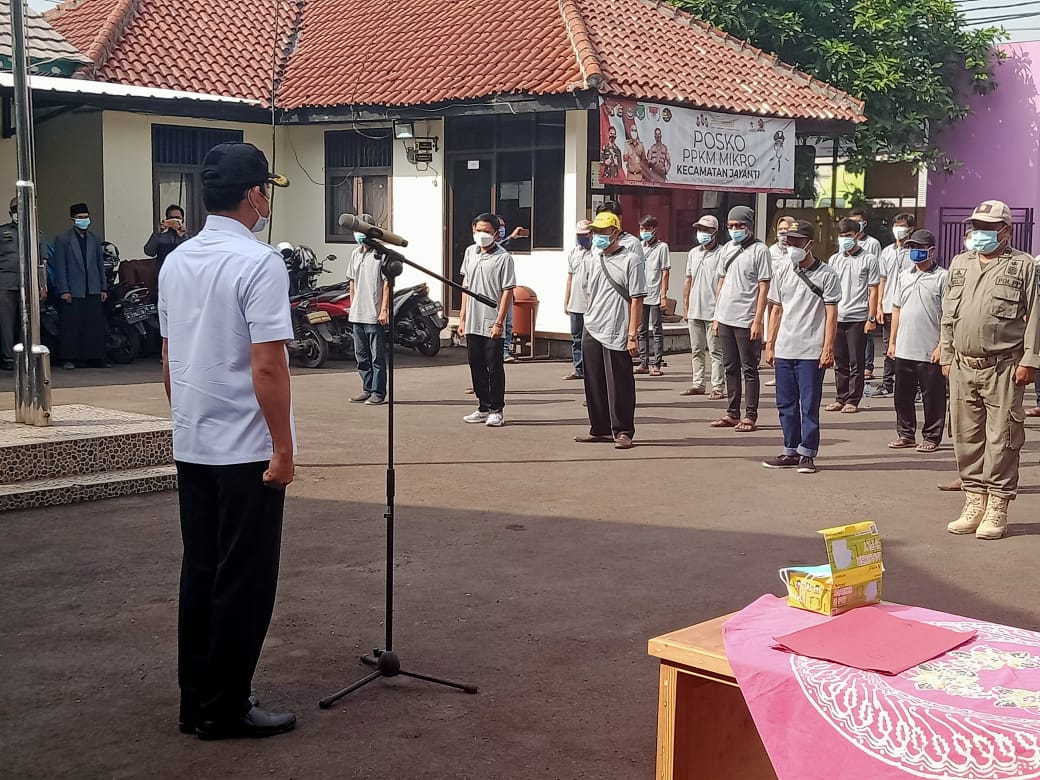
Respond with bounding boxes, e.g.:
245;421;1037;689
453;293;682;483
926;42;1040;261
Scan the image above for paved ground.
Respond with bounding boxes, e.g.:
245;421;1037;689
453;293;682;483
3;349;1040;779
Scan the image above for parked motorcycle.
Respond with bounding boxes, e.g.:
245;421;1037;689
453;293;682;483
279;244;352;369
392;283;446;356
102;242;159;363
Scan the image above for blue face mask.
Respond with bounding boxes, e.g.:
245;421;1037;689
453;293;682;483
74;217;91;230
969;230;1000;254
839;236;857;252
498;227;507;239
909;248;931;264
729;228;748;243
592;233;612;250
696;231;714;246
353;232;367;245
640;231;654;242
577;235;592;250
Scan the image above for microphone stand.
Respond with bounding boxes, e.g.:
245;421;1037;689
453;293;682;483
319;236;494;708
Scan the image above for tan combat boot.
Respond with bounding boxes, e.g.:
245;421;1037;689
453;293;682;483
976;494;1009;540
947;491;987;534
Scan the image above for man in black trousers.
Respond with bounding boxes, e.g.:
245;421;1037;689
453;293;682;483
159;142;296;740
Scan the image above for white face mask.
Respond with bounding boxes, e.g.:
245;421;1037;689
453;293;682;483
473;232;495;248
788;246;808;264
248;190;270;234
893;226;909;241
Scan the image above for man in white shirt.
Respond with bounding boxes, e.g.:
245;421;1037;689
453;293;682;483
763;220;841;474
872;212;915;396
710;205;772;432
563;220;592;380
826;217;881;413
681;215;725;398
577;210;646;450
886;229;949;452
345;212;390;405
159;142;296;740
635;214;670;376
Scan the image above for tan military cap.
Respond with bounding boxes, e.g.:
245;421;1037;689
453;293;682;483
964;200;1012;225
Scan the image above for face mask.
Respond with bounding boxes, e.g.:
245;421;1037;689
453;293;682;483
893;226;909;241
473;232;495;248
498;227;506;240
696;231;714;246
592;233;612;250
909;248;931;264
729;228;748;243
776;233;787;246
353;232;367;245
788;246;808;264
74;217;91;230
577;236;592;250
839;236;857;252
247;191;269;234
855;221;867;235
10;213;16;224
969;230;1000;254
640;231;654;242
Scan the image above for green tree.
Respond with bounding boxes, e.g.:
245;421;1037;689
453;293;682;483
673;0;1005;171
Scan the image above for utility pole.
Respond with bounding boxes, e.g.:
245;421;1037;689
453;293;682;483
10;0;51;426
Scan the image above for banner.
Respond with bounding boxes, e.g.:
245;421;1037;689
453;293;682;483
598;98;795;193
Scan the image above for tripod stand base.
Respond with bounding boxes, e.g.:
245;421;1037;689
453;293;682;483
318;649;478;708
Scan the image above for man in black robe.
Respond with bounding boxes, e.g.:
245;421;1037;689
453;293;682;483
50;202;108;368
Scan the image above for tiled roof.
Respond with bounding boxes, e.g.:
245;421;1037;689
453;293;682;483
47;0;864;123
0;0;90;71
46;0;302;107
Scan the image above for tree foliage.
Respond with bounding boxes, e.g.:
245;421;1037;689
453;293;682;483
673;0;1005;171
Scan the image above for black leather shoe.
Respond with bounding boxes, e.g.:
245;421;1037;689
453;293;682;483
195;706;296;740
180;695;260;734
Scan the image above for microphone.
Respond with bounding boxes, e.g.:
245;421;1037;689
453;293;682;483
338;213;408;247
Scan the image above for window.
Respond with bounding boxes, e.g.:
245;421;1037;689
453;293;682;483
152;125;243;232
446;113;565;252
325;129;392;243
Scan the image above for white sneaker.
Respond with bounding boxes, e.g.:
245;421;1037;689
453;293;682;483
463;410;489;423
485;412;504;427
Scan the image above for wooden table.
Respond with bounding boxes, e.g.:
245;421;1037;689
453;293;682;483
648;615;778;780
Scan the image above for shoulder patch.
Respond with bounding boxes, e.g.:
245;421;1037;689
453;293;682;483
950;268;966;286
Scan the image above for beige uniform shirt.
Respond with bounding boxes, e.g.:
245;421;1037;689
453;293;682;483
940;248;1040;368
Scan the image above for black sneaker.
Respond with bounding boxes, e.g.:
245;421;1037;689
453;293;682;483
763;454;800;469
797;457;817;474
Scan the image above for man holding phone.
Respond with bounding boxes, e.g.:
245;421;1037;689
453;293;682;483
145;204;189;271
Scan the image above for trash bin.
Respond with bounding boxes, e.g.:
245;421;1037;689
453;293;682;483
512;286;538;336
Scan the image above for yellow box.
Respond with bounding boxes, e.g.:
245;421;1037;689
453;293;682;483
779;522;883;615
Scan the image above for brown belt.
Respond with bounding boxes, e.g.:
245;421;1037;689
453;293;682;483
957;351;1022;370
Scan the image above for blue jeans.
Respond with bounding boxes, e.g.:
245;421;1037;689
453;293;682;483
502;309;514;358
353;322;387;398
569;312;585;376
775;357;825;458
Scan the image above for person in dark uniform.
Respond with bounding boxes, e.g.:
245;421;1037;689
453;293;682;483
601;126;622;179
144;203;188;271
0;197;47;369
49;202;107;369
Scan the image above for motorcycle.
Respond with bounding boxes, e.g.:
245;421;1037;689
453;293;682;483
278;244;352;369
391;283;446;356
101;242;159;363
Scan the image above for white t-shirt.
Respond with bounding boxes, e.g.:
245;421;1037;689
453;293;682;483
879;244;911;314
158;215;295;465
768;258;842;360
567;245;591;314
715;241;772;328
685;245;724;322
344;246;384;324
860;235;882;257
893;265;948;362
642;240;671;306
828;249;880;323
583;245;647;351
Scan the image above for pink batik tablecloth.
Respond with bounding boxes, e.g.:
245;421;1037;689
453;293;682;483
723;595;1040;780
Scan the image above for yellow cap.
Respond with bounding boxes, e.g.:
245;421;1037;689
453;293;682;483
590;212;621;230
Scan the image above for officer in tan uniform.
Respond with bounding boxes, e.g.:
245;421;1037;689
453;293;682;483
940;200;1040;540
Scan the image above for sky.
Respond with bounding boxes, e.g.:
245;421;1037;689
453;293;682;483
25;0;1040;42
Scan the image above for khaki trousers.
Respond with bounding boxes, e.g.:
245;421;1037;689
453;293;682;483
688;318;724;391
950;356;1026;498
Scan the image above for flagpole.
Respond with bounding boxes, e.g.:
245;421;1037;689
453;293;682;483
10;0;52;426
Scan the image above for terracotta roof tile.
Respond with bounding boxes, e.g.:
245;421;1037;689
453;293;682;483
46;0;863;122
0;0;90;70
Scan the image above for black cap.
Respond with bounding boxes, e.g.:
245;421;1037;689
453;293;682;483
69;202;89;217
905;229;936;248
786;219;815;241
202;143;289;190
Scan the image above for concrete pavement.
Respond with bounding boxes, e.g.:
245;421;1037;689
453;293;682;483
2;349;1039;778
